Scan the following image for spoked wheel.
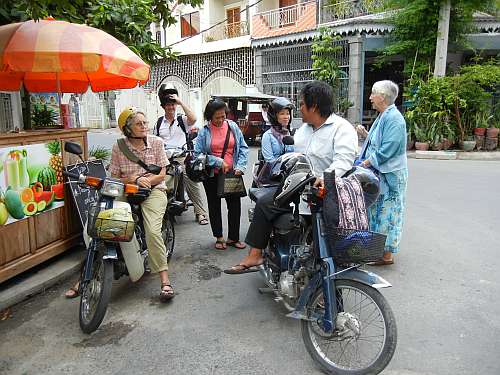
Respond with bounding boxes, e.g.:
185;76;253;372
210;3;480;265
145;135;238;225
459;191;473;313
162;215;175;262
301;280;397;375
79;246;113;334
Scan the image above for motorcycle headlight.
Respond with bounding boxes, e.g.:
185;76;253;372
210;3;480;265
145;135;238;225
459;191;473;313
101;179;125;197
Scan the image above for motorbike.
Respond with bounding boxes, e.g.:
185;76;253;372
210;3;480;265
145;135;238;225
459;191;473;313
164;132;198;221
63;141;174;334
247;151;397;374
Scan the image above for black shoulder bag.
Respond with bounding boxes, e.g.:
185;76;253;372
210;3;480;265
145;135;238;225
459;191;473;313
216;125;247;198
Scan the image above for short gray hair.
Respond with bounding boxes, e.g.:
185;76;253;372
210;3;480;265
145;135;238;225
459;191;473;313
372;80;399;105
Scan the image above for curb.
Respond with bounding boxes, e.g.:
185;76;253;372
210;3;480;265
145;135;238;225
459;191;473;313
0;247;84;311
407;151;500;161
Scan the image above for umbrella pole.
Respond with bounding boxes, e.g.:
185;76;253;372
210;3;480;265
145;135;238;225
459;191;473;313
56;72;64;129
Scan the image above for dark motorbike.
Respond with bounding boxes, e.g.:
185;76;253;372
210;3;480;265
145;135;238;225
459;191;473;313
63;141;174;334
165;132;198;220
247;152;397;374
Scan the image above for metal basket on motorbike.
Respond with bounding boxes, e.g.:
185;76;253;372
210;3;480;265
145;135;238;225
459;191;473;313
325;227;386;264
87;204;138;242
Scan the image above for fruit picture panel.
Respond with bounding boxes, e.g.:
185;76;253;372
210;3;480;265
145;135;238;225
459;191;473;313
0;141;65;226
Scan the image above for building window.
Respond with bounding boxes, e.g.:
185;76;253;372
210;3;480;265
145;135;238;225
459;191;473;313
180;11;200;38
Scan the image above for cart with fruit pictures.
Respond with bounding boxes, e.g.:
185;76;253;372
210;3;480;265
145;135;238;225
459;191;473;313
0;19;149;284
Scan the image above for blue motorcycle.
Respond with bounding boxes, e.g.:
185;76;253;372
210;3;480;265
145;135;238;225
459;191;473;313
248;153;397;374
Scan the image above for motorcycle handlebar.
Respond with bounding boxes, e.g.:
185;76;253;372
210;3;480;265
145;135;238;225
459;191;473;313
62;170;81;180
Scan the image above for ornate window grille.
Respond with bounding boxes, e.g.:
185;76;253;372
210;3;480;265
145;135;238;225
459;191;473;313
261;41;350;115
149;48;254;90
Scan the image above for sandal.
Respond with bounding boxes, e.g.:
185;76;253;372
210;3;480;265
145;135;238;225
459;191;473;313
196;214;209;225
65;286;79;299
214;240;227;250
226;240;246;249
160;283;175;302
223;262;263;275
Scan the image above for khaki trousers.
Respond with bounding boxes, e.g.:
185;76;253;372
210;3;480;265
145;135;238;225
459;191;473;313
141;188;169;273
165;157;207;217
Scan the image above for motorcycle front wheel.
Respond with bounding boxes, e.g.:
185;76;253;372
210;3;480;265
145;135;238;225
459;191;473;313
301;280;397;375
79;245;113;334
162;215;175;262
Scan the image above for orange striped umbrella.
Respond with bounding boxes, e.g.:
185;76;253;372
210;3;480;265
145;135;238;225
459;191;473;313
0;19;150;93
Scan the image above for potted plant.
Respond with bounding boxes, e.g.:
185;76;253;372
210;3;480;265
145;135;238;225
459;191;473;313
414;125;429;151
460;135;476;151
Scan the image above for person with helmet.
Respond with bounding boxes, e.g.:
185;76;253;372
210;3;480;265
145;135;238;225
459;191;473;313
260;97;294;162
156;85;209;226
108;107;175;302
225;81;357;274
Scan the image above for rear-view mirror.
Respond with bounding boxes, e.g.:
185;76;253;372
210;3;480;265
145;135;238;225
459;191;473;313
64;141;83;155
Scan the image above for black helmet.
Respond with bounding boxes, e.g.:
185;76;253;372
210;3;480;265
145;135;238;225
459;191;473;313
185;153;208;183
350;166;380;207
268;97;293;128
158;84;178;106
270;152;311;180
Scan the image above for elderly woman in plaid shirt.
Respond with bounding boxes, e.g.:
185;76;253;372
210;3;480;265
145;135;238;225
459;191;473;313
108;107;174;302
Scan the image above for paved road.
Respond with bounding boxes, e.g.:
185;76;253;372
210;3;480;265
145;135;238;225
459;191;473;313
1;154;499;375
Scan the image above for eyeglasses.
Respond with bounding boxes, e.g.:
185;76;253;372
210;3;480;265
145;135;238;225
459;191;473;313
132;121;149;128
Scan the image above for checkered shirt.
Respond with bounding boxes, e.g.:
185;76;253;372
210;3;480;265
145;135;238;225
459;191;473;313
109;135;168;190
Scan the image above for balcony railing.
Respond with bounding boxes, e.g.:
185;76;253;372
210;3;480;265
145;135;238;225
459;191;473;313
319;0;387;24
259;1;315;29
204;21;249;42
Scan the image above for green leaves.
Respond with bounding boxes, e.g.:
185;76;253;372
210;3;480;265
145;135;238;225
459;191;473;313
380;0;496;80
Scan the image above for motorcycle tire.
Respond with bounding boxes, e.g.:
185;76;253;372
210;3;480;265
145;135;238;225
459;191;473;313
162;215;175;262
301;279;397;375
79;245;113;334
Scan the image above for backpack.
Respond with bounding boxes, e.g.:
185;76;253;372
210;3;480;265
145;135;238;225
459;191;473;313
156;115;187;142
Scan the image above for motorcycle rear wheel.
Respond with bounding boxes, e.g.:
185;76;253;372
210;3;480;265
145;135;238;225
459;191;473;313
301;280;397;375
162;215;175;262
79;245;113;334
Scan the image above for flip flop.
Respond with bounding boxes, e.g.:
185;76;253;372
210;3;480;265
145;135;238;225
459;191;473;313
214;240;227;250
367;258;394;266
64;286;79;299
224;263;262;275
225;241;246;249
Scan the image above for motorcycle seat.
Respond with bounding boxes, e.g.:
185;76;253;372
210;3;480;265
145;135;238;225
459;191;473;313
248;186;277;202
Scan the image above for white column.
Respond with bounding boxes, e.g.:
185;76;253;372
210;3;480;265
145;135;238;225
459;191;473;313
434;0;451;78
347;36;363;124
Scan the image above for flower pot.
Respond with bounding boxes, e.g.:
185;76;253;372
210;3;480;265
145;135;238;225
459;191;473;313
442;138;453;150
474;127;486;136
474;135;485;150
486;128;500;138
485;136;499;151
430;142;443;151
406;140;415;151
415;142;429;151
459;140;476;151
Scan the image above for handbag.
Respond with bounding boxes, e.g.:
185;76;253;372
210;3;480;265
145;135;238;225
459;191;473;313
216;125;247;198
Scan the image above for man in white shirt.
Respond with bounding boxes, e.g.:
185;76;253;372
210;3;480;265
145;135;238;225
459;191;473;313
156;86;208;225
225;80;357;274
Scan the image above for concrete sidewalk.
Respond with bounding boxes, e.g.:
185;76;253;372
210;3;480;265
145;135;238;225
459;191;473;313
407;150;500;161
0;246;84;312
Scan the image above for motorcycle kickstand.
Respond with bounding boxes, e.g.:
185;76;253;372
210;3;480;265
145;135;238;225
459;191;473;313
258;287;274;294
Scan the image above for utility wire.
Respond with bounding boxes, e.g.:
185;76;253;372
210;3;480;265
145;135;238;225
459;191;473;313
167;0;265;47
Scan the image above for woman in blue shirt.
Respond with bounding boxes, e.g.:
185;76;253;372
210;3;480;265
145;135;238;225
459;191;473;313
357;80;408;265
261;97;294;162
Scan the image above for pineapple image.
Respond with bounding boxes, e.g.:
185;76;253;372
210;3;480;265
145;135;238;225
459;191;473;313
46;140;63;183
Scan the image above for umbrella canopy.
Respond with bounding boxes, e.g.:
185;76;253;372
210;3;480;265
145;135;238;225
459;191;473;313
0;19;150;93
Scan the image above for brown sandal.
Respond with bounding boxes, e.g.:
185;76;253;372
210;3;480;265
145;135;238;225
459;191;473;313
65;286;79;299
160;283;175;302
